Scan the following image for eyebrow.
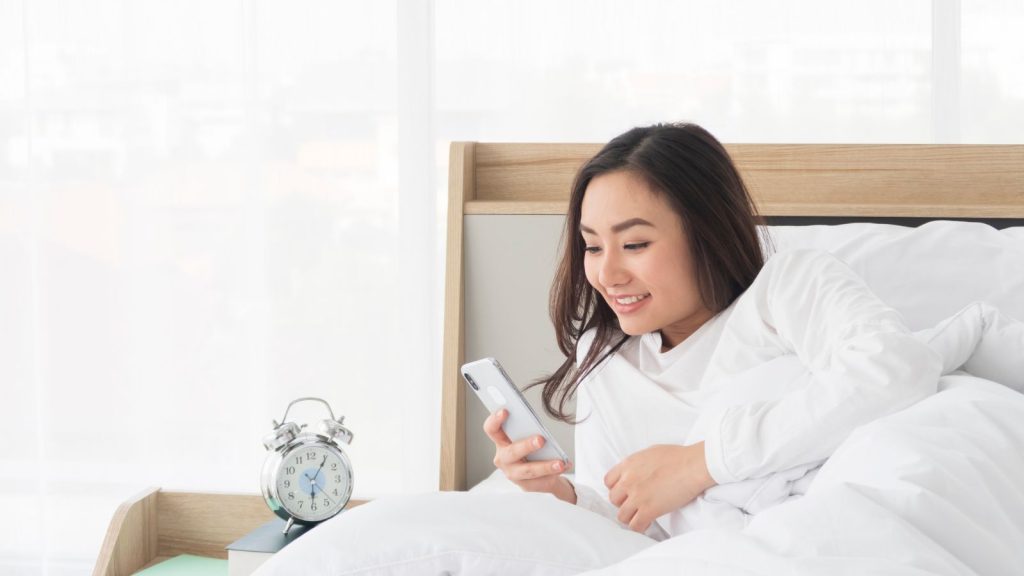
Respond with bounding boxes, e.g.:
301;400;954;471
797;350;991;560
579;218;655;235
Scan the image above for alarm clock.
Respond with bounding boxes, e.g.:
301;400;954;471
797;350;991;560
261;397;355;534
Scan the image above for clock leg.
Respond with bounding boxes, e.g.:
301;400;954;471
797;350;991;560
282;517;295;535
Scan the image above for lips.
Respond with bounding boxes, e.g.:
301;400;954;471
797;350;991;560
613;294;649;305
608;293;650;314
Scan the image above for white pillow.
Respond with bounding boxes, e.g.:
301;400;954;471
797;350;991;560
252;491;655;576
764;221;1024;331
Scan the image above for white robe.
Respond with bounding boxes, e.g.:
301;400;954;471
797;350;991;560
570;249;1024;540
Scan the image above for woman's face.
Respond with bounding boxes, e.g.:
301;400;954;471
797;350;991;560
580;169;714;349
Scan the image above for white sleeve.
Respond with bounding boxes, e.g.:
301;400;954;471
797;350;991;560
913;301;1024;392
572;381;668;540
702;249;943;484
570;331;668;540
571;378;617;520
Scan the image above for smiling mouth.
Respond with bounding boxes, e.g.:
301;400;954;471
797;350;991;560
613;294;649;305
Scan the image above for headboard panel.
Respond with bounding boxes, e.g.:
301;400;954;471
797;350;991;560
441;141;1024;491
466;143;1024;216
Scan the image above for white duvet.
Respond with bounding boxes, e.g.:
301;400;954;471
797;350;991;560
579;371;1024;575
574;292;1024;574
257;337;1024;576
661;300;1024;540
259;365;1024;576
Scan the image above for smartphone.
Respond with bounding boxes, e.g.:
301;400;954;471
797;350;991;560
461;357;569;464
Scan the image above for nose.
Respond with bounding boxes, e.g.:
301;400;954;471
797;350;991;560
597;248;630;289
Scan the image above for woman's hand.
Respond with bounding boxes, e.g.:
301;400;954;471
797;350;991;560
484;408;576;504
604;442;716;533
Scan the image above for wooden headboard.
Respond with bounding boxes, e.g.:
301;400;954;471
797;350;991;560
439;142;1024;491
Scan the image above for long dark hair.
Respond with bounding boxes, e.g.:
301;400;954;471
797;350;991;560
525;122;768;424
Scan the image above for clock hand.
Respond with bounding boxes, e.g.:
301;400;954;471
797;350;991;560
318;488;337;509
313;455;327;481
303;470;322;496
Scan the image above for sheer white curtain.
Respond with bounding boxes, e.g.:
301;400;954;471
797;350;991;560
435;0;1022;144
1;0;1021;573
1;1;439;574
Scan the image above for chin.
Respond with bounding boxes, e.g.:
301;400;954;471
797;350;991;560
616;320;649;336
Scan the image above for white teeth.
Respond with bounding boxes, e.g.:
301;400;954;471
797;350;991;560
615;294;649;305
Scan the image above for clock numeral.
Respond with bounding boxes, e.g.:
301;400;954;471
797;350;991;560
334;474;341;483
331;463;337;471
307;451;317;460
285;466;295;475
311;502;318;511
283;480;290;488
287;491;295;500
323;498;330;507
294;455;304;465
332;488;338;496
297;501;304;509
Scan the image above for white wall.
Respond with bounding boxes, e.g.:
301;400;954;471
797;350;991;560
0;1;1020;573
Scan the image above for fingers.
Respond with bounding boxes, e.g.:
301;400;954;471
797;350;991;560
497;434;547;466
503;459;572;482
484;409;551;466
608;483;626;507
604;464;620;489
616;498;637;526
484;409;574;486
482;409;512;448
614;498;651;533
628;513;651;534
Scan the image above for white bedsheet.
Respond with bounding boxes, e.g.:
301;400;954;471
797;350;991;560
579;373;1024;575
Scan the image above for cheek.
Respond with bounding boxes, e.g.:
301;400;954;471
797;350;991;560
633;253;662;284
659;260;700;303
644;252;688;297
583;257;599;287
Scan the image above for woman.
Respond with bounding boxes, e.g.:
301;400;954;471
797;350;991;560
482;122;1021;540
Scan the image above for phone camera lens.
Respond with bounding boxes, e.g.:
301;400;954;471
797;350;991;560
465;374;479;390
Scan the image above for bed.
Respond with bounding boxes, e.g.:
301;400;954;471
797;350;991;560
94;141;1024;575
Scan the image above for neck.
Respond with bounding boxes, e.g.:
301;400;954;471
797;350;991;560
659;308;715;351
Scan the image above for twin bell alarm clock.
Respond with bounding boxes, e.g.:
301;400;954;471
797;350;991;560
261;397;355;534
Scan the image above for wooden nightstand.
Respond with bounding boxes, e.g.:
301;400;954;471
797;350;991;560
92;487;367;575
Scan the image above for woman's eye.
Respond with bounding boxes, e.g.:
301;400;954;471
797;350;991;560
583;242;648;254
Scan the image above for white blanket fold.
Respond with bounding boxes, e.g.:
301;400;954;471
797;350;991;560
667;301;1024;541
581;374;1024;575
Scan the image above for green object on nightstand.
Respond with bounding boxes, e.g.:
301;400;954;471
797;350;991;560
133;553;227;575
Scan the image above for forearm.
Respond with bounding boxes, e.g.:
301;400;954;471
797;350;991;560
553;474;577;505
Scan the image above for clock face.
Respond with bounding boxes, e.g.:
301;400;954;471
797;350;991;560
276;443;352;521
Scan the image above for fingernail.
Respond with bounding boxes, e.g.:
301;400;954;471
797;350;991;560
552;462;562;471
533;437;542;447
